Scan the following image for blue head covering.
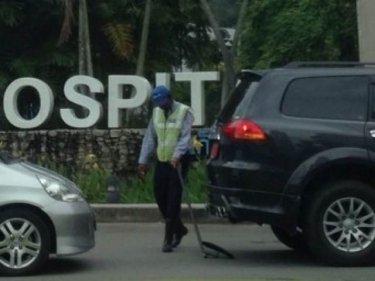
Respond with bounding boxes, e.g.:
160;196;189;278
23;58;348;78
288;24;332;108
151;85;171;106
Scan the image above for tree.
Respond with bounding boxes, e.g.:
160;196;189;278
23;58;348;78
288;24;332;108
200;0;248;107
136;0;152;77
58;0;94;117
78;0;93;79
239;0;358;69
0;0;77;129
0;0;221;128
125;0;152;126
232;0;249;58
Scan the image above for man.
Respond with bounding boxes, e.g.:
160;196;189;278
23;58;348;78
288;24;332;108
138;85;194;253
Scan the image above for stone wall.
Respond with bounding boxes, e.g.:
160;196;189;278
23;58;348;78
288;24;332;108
0;129;145;175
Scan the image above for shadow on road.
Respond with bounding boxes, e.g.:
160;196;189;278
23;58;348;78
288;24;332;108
39;258;92;275
222;248;319;267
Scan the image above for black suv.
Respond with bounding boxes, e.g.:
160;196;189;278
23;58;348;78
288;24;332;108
207;62;375;266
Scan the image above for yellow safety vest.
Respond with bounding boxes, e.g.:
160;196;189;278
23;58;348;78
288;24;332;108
153;102;190;162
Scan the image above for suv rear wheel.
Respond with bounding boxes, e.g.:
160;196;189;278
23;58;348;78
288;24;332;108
304;180;375;266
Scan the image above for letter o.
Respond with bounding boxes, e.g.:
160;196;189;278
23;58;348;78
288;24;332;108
4;78;54;129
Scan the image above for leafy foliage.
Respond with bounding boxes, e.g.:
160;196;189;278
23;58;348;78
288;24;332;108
185;160;208;203
0;0;360;129
0;1;24;27
0;0;77;130
239;0;358;68
103;23;134;60
120;167;155;203
40;157;208;203
74;168;108;203
118;160;208;203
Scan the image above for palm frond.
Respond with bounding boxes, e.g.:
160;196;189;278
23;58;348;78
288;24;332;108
43;50;75;68
103;23;134;60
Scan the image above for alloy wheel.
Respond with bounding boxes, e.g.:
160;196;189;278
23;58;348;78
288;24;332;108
323;197;375;253
0;218;41;269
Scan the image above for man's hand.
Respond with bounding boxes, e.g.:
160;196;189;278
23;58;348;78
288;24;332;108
170;158;180;169
138;164;147;177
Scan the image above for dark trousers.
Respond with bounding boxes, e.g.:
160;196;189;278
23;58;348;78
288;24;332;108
153;157;189;225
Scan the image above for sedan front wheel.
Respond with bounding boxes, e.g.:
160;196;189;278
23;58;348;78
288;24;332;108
0;209;50;276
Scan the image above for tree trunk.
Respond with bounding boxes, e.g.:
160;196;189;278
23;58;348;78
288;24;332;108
78;0;94;100
232;0;249;57
83;0;93;78
78;0;94;120
136;0;152;76
78;0;85;76
126;0;152;126
57;0;74;46
200;0;235;108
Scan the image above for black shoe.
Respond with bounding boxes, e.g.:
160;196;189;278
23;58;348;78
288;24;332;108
162;241;173;253
171;225;188;248
162;220;174;253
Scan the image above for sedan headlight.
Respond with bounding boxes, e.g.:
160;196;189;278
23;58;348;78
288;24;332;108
37;176;84;202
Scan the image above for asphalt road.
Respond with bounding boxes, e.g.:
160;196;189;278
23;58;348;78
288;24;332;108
8;223;375;281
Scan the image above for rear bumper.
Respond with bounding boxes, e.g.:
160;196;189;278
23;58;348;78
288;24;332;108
207;184;300;231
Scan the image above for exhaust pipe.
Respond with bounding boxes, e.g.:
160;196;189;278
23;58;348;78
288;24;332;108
220;195;238;223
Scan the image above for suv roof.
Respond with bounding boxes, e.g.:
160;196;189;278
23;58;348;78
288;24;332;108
284;61;375;68
240;61;375;80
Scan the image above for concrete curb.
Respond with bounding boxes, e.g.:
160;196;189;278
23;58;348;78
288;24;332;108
91;203;227;223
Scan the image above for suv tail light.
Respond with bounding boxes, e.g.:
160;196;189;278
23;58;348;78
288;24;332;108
222;119;266;140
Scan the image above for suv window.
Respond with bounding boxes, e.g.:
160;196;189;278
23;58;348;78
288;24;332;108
220;78;260;122
282;76;368;121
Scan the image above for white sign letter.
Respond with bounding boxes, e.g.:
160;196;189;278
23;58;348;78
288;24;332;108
174;71;220;126
4;78;54;129
108;75;151;128
60;76;104;128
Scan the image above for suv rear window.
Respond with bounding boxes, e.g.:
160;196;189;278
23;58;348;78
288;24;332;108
282;76;368;121
219;74;260;121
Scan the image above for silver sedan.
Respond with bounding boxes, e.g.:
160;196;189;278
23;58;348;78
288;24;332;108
0;153;95;276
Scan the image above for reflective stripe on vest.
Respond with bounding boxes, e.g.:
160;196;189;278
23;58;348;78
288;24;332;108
153;102;189;162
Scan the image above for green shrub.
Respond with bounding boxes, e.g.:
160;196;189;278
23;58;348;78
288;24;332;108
185;161;208;203
73;168;108;203
117;161;209;203
119;168;155;203
38;157;208;203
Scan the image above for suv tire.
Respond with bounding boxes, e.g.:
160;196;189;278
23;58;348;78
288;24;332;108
271;225;305;251
0;208;51;276
304;180;375;266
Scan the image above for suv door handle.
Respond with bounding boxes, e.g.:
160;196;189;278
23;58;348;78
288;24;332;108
370;130;375;137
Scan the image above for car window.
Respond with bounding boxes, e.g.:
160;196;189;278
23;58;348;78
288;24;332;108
282;76;368;121
220;78;260;122
232;82;259;118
